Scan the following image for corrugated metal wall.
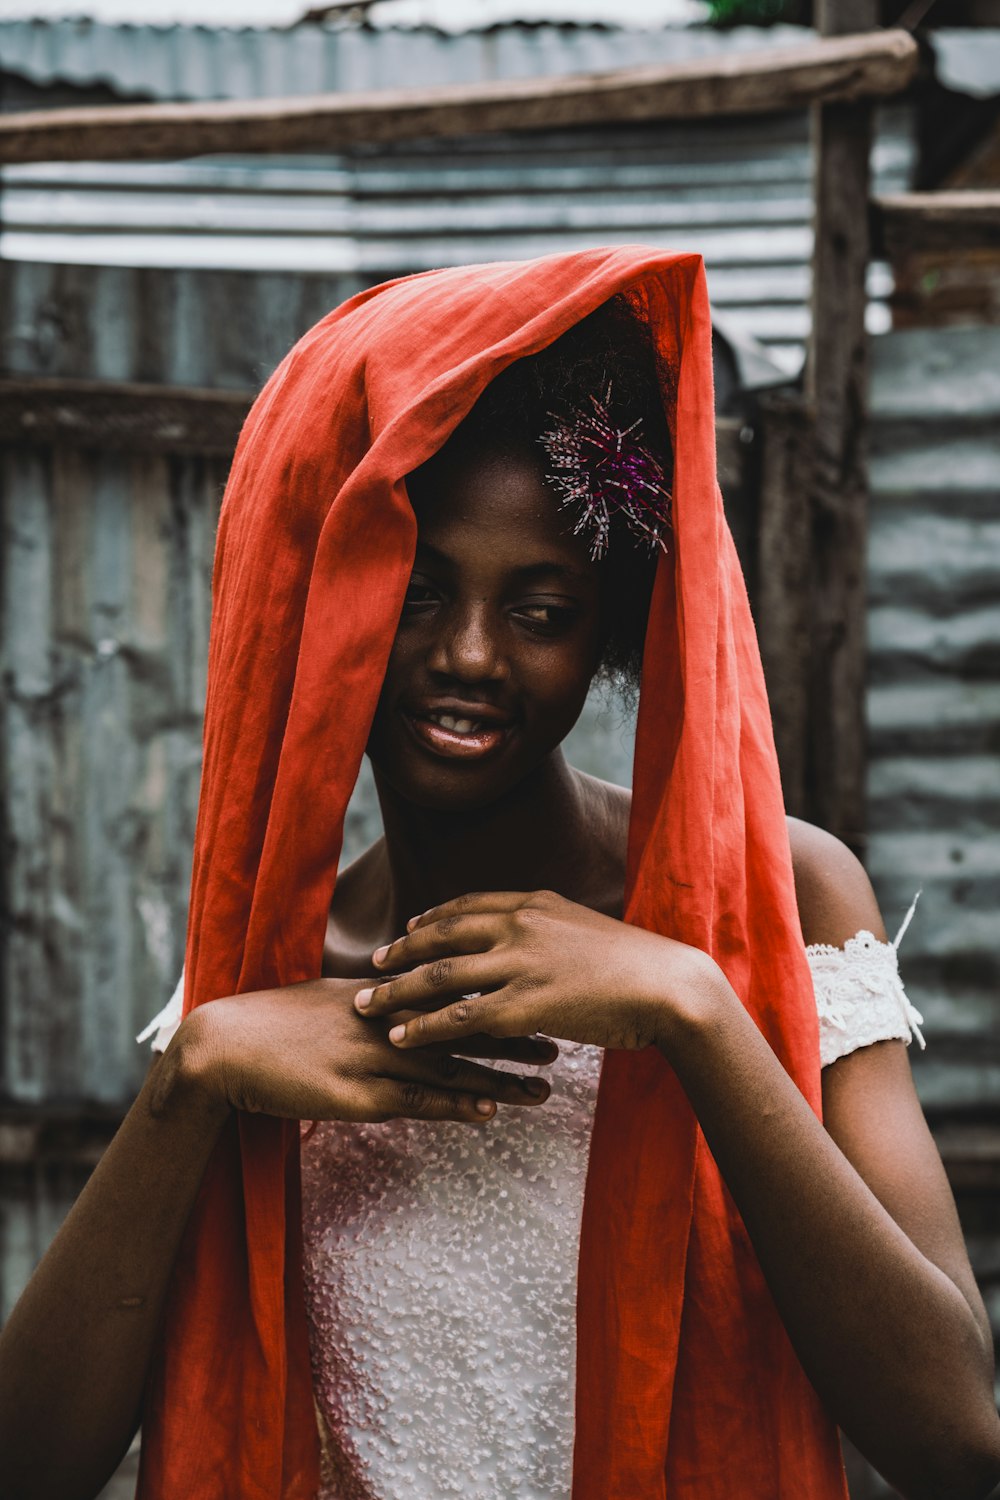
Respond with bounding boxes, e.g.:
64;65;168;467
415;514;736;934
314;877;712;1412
844;321;1000;1496
0;116;909;376
0;19;915;374
866;325;1000;1115
0;17;816;103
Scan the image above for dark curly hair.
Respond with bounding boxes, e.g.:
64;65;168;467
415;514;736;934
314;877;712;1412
436;293;673;696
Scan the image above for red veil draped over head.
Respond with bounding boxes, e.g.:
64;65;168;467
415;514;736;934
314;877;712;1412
138;246;848;1499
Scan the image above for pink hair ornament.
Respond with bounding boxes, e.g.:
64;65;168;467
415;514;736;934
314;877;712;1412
538;383;673;561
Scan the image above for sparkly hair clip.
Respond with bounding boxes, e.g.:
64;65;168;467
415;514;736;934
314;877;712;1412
538;383;672;561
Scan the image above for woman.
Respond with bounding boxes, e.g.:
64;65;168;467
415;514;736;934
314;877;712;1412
1;246;998;1500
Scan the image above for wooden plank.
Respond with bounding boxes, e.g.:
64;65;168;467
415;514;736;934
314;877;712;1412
0;378;252;455
0;31;919;165
872;191;1000;258
0;380;748;478
803;1;879;852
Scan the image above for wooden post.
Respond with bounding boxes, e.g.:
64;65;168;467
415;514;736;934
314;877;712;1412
804;0;879;851
755;392;815;820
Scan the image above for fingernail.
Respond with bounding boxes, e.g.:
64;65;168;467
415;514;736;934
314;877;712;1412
355;989;373;1010
372;945;389;965
406;914;422;932
475;1099;495;1116
388;1024;406;1044
523;1077;548;1097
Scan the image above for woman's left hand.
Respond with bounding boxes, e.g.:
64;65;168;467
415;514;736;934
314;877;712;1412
354;889;725;1053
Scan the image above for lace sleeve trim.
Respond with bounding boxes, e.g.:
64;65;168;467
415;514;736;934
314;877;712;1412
807;894;925;1070
136;970;184;1053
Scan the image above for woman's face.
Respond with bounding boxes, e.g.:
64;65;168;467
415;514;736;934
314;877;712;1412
366;445;604;812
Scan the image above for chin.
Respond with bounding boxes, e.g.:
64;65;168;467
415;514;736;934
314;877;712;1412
368;730;571;818
373;756;528;816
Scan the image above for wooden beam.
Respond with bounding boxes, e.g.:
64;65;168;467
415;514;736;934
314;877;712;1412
802;1;879;851
0;30;919;165
872;191;1000;258
0;377;251;455
0;380;748;483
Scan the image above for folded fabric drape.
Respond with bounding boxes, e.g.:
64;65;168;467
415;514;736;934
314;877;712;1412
138;246;848;1500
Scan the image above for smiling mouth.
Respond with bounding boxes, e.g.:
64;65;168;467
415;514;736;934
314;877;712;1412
404;708;513;760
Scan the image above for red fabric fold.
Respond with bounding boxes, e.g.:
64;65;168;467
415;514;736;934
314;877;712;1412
138;246;848;1499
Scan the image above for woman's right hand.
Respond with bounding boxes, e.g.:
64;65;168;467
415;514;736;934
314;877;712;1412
175;977;555;1125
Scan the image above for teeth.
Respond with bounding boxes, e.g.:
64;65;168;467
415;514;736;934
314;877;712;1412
435;714;479;733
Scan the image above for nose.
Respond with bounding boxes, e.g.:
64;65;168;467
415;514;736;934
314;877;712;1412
427;598;507;684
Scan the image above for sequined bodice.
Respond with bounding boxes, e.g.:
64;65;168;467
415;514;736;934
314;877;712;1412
300;1039;603;1500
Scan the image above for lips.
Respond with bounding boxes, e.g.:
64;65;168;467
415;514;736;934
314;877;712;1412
403;703;514;760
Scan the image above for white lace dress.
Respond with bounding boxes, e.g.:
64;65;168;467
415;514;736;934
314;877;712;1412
141;921;924;1500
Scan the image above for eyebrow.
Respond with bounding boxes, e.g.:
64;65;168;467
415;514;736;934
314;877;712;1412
414;540;593;589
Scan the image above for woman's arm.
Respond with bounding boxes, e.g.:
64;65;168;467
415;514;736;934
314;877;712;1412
0;978;556;1500
359;845;1000;1500
662;945;1000;1500
0;1042;230;1500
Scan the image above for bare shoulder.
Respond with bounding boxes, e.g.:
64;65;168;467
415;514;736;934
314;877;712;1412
574;770;631;851
571;770;632;916
786;816;888;948
324;839;391;976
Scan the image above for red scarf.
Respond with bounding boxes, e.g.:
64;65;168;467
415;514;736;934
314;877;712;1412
138;246;848;1499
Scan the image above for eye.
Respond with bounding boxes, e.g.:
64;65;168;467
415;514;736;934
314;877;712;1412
513;602;579;635
402;582;439;611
